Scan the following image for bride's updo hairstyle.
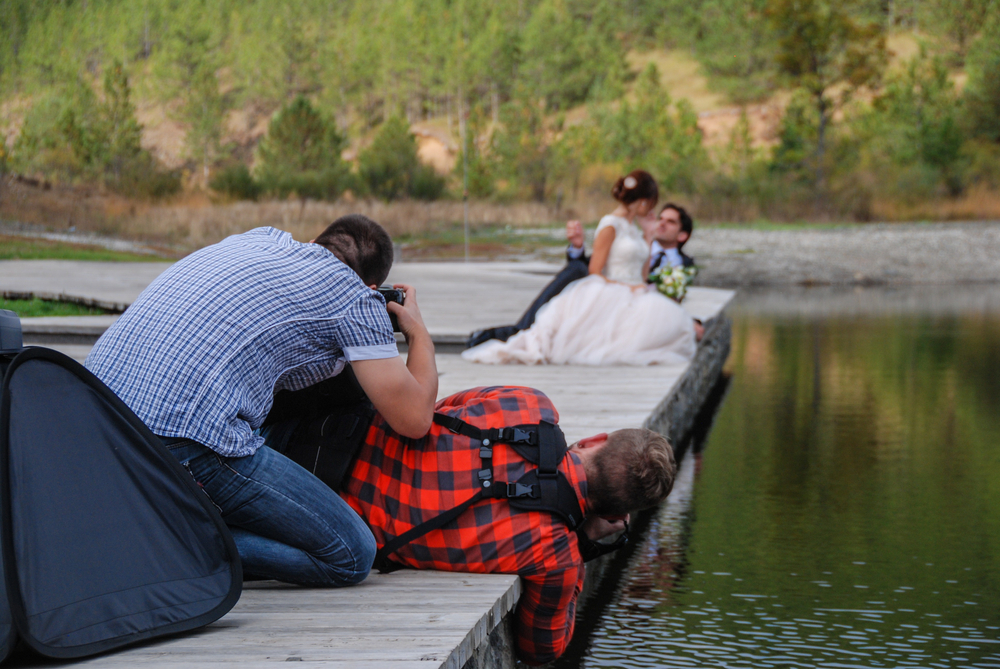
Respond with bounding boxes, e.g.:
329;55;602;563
611;169;658;208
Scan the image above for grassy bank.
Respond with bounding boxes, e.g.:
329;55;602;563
0;297;108;318
0;234;169;261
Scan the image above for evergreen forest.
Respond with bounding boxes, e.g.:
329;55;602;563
1;0;999;225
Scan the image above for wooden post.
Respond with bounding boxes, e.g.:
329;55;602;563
463;96;470;263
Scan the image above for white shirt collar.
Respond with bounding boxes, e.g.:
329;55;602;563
650;241;683;267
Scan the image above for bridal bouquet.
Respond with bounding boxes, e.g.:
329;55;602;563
649;265;697;301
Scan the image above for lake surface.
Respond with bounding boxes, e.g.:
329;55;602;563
566;286;1000;669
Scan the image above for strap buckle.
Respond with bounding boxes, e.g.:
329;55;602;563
496;427;536;445
505;481;536;498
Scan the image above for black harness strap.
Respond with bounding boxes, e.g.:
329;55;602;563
373;412;587;573
374;489;484;573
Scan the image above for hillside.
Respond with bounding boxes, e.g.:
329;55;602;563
0;34;941;175
0;0;998;238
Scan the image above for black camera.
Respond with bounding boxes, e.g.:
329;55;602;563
377;286;404;332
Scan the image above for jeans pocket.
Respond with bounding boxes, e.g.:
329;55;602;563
177;455;225;515
212;457;265;515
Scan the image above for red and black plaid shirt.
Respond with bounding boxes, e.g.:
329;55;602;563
341;386;589;665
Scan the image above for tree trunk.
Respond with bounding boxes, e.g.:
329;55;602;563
458;92;466;156
143;4;151;59
815;93;828;187
491;82;500;126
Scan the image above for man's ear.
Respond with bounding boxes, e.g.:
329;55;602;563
677;231;690;245
309;238;317;243
573;433;608;450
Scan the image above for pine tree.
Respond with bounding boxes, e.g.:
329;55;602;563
924;0;994;60
256;95;349;201
102;60;143;183
156;1;225;183
358;116;444;201
964;13;1000;143
490;95;550;201
592;64;708;192
767;0;888;189
519;0;626;110
452;105;494;198
696;0;777;102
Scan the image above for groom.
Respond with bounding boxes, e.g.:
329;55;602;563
466;203;697;348
648;202;696;274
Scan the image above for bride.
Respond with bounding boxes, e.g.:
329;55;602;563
463;170;697;366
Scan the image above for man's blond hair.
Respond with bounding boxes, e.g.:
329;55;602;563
585;429;676;515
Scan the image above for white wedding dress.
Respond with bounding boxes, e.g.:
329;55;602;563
463;215;697;366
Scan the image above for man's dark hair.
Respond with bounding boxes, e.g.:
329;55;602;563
660;202;693;249
314;214;394;286
585;429;676;515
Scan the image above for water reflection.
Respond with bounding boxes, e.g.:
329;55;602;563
576;287;1000;668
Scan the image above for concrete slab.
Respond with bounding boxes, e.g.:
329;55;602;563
7;260;731;346
0;260;172;311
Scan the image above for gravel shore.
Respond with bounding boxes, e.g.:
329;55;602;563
686;221;1000;286
6;218;1000;287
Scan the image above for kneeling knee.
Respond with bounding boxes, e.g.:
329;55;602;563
345;532;377;585
319;530;376;586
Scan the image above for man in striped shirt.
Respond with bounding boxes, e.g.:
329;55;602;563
86;215;438;586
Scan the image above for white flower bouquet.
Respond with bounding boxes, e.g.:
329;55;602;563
649;265;697;301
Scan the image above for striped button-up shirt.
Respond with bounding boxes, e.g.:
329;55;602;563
86;227;396;457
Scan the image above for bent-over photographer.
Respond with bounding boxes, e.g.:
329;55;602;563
85;214;437;586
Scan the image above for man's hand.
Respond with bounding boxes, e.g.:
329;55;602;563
694;319;705;342
638;211;659;243
386;283;428;343
352;283;438;439
566;220;584;249
581;513;629;542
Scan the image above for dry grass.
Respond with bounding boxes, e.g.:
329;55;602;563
5;176;998;257
0;178;610;252
886;32;924;68
870;185;1000;222
673;180;1000;224
125;198;574;250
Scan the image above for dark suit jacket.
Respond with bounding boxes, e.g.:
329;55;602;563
566;247;590;265
648;248;695;275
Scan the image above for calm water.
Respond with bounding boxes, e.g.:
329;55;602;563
570;287;1000;669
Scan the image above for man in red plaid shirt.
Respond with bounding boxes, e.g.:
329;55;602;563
338;385;676;665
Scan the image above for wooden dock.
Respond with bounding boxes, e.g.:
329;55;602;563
5;260;734;668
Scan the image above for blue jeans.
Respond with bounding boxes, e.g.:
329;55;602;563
164;440;376;586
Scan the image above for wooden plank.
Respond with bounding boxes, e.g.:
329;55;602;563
57;572;521;669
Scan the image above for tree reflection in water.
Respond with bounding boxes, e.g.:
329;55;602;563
564;289;1000;668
